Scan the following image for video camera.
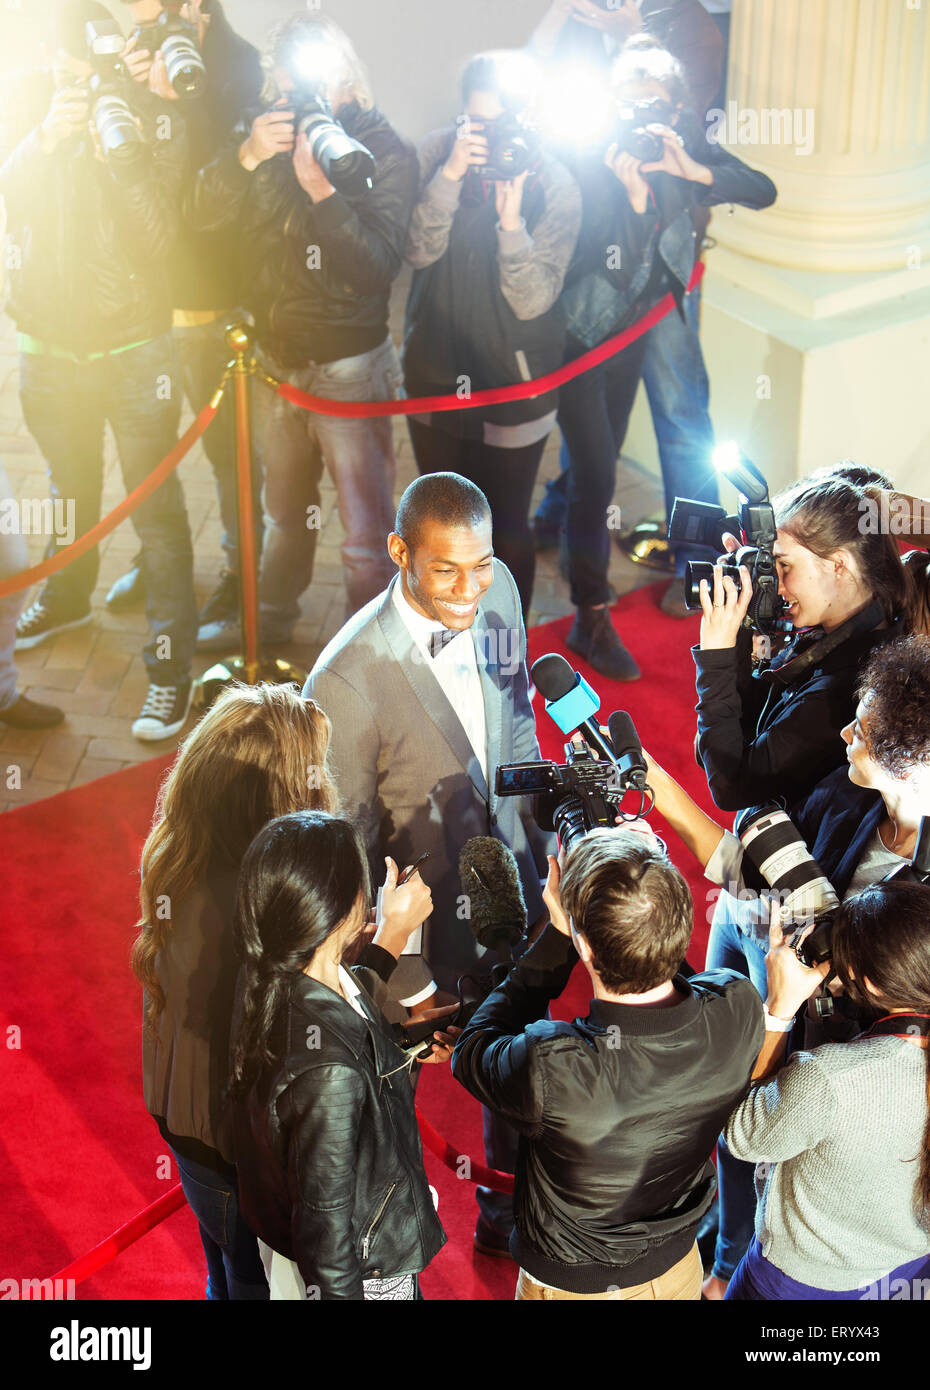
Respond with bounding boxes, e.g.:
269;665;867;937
736;803;930;1016
85;19;145;169
669;444;790;639
496;654;654;853
133;9;207;100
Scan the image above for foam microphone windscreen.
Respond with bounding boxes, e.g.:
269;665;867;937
531;652;576;701
458;836;527;954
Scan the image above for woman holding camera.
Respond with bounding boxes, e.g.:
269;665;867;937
553;35;775;680
723;880;930;1300
133;681;435;1299
694;466;930;813
642;632;930;1296
228;811;448;1301
402;50;581;620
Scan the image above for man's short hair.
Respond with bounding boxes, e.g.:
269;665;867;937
394;473;491;554
53;0;114;58
559;829;693;994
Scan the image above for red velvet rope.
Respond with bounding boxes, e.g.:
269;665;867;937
276;263;705;418
0;399;220;601
415;1107;515;1194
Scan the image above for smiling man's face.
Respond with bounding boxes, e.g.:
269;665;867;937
388;516;494;630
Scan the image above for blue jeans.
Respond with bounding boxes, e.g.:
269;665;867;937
19;337;197;684
254;336;402;622
171;1149;269;1301
0;461;29;712
641;289;720;575
705;890;769;1281
536;291;720;577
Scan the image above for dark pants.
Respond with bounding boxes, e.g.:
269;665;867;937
556;334;649;608
19;336;196;685
171;1148;269;1301
174;317;262;574
407;418;548;622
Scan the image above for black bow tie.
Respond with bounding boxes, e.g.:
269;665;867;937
429;627;463;659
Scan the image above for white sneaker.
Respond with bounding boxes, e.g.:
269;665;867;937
132;680;193;742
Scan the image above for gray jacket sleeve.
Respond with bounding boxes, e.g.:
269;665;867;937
496;155;582;322
404;127;461;270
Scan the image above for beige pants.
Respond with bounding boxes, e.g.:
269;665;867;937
515;1241;703;1301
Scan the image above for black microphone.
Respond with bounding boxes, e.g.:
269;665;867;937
607;710;649;793
458;836;527;966
531;652;618;766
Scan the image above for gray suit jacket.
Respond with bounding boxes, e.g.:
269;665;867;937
304;561;554;1003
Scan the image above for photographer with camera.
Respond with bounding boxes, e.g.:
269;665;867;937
692;464;930;812
402;50;581;621
228;811;447;1300
451;823;762;1298
5;0;198;740
185;12;418;633
552;36;775;680
109;0;266;648
722;883;930;1300
641;632;930;1295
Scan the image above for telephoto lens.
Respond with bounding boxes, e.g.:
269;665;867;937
735;804;839;960
297;102;375;197
93;92;145;165
160;32;207;99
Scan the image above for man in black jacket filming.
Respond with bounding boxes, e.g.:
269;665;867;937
186;11;418;638
452;823;762;1298
5;0;197;740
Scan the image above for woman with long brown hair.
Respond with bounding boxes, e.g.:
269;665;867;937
132;681;428;1299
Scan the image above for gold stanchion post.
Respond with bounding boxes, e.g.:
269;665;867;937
192;323;307;712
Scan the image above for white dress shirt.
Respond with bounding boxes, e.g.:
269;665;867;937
391;578;489;784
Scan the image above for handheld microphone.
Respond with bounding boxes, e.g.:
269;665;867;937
458;836;527;966
607;710;649;793
531;653;617;766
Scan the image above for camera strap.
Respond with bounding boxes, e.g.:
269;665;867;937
756;598;886;688
863;1012;930;1041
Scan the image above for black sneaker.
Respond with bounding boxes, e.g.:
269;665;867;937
15;599;91;651
0;693;65;728
131;679;193;742
199;570;240;626
566;605;641;682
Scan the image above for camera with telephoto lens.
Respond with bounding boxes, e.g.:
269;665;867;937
85;19;145;169
133;10;207;100
291;84;376;197
669;447;790;639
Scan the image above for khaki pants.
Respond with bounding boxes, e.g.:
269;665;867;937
515;1241;702;1301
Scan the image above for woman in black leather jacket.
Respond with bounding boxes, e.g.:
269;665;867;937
229;811;448;1301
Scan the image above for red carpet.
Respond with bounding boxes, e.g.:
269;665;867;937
0;581;716;1300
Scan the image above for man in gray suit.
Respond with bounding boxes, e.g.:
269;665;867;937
304;472;554;1252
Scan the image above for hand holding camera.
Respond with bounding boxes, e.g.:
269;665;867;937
39;86;90;154
443;118;490;182
495;170;528;231
638;125;713;186
569;0;643;39
764;901;832;1023
293;128;336;202
604;144;650;214
372;856;433;959
698;563;754;650
239;107;296;171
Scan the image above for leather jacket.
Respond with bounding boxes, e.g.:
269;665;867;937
233;952;446;1299
0;73;185;353
185;103;418;365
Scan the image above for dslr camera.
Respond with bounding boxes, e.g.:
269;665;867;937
133;9;207;100
613;97;671;163
669;446;790;639
85;19;145;168
461;112;539;182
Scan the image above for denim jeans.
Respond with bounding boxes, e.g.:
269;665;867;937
705;889;769;1281
0;461;29;712
536;291;719;577
19;337;196;684
556;334;649;608
171;1148;269;1301
174;316;261;574
254;336;402;624
640;289;720;575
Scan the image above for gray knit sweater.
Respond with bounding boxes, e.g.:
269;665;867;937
725;1035;930;1290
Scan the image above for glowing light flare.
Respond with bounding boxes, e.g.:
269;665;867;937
536;62;613;151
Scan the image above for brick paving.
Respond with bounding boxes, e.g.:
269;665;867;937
0;273;666;814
